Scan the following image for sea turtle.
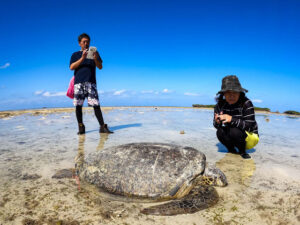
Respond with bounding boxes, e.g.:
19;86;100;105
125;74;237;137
76;142;227;216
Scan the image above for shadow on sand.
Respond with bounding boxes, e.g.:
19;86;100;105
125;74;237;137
85;123;142;134
110;123;142;131
216;142;256;154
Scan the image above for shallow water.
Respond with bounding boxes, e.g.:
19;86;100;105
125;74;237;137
0;107;299;224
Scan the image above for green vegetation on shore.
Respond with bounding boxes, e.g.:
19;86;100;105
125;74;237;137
192;104;271;112
192;104;215;108
254;107;270;112
284;110;300;115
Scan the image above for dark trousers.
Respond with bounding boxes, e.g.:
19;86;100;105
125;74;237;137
75;105;104;126
217;127;247;154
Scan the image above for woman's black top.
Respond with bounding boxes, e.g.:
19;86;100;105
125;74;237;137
213;96;258;134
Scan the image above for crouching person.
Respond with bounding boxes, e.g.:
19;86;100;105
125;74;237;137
213;75;259;159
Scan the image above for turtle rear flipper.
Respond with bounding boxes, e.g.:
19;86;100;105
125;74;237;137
141;186;219;216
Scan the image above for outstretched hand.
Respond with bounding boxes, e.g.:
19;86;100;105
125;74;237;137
214;113;221;124
215;111;224;124
93;51;103;69
218;114;232;124
81;49;88;60
93;51;100;62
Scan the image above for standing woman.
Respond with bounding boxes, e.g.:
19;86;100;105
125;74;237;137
213;75;259;159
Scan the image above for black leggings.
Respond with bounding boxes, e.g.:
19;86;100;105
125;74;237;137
76;106;104;126
217;127;247;154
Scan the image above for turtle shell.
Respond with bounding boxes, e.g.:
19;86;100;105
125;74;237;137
80;143;206;199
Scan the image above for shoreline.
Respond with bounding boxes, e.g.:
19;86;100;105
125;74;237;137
0;106;299;119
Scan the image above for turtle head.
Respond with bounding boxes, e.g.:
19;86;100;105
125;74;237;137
202;164;228;187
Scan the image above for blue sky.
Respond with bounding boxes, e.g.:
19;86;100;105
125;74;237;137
0;0;299;112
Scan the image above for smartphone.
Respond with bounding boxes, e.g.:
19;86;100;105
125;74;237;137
86;46;97;59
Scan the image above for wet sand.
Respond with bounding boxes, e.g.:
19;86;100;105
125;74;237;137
0;107;299;224
0;107;114;119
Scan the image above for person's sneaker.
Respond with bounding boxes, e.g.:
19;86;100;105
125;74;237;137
100;124;114;133
77;123;85;135
241;153;251;159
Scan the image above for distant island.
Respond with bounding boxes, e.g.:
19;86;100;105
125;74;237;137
284;110;300;115
192;104;270;112
192;104;215;108
192;104;300;115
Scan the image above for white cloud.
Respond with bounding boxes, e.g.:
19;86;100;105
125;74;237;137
113;89;126;96
42;91;66;97
162;89;172;93
0;62;10;69
35;90;66;97
252;99;263;103
34;90;44;95
184;92;199;96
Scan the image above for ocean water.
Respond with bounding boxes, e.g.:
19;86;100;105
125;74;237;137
0;107;299;224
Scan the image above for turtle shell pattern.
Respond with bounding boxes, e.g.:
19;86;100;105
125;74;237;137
80;143;206;199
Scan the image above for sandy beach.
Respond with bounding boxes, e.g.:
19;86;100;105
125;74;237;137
0;107;299;225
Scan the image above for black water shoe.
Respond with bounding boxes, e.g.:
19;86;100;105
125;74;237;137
241;153;251;159
100;124;114;134
77;123;85;135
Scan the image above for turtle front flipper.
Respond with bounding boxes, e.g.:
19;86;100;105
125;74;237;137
141;186;219;216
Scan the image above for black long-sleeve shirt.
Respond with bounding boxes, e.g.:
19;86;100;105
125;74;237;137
213;97;258;134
